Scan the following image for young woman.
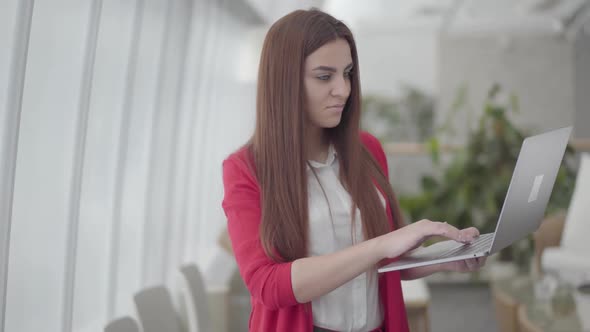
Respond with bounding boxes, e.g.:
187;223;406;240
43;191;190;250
222;9;485;332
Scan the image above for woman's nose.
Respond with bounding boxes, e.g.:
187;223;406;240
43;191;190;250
330;76;350;97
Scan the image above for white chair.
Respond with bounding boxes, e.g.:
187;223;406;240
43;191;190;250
104;316;140;332
542;153;590;284
134;286;183;332
179;263;211;332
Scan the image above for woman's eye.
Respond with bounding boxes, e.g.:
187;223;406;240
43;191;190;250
317;74;331;81
344;71;353;78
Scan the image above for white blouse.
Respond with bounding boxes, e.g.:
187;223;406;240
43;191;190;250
307;145;383;332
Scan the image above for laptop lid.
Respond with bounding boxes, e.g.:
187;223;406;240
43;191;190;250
488;126;572;254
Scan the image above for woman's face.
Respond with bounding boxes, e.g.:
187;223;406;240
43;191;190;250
303;38;353;130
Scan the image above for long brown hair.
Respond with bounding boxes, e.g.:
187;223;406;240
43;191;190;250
251;9;403;262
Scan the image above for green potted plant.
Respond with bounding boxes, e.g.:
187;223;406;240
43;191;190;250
398;84;578;267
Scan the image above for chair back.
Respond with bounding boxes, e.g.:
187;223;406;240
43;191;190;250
561;153;590;251
179;263;211;332
134;286;182;332
104;316;140;332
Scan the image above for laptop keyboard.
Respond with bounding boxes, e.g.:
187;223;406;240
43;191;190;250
436;233;494;259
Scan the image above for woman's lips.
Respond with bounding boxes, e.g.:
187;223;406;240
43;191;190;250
327;105;345;112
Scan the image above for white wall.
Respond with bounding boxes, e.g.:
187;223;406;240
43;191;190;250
6;2;96;332
573;25;590;139
437;0;590;143
0;0;258;331
355;24;439;97
0;0;33;330
438;33;577;143
72;1;138;329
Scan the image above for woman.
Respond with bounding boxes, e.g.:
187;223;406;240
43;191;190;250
222;9;485;332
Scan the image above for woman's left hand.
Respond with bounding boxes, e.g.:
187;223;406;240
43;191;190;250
441;256;487;273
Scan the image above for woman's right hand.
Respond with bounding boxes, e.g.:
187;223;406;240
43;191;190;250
375;219;480;260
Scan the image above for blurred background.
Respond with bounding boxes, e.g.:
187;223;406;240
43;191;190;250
1;0;590;331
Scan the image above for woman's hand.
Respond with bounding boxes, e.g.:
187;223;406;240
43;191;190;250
440;256;487;272
400;256;488;280
375;219;480;260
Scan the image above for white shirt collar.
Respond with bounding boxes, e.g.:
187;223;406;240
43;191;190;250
307;144;337;169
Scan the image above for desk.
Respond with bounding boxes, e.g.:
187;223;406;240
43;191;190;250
492;276;589;332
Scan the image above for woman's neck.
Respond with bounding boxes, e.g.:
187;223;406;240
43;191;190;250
305;126;330;163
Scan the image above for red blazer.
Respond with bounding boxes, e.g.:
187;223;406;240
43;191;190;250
222;132;409;332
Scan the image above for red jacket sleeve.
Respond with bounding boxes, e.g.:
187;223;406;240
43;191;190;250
221;156;299;309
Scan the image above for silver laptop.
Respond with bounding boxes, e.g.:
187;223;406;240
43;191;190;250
378;126;572;273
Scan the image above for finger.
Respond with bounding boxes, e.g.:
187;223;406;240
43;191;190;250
458;227;480;243
465;258;479;271
471;257;486;270
476;256;487;267
429;221;467;243
466;227;480;237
